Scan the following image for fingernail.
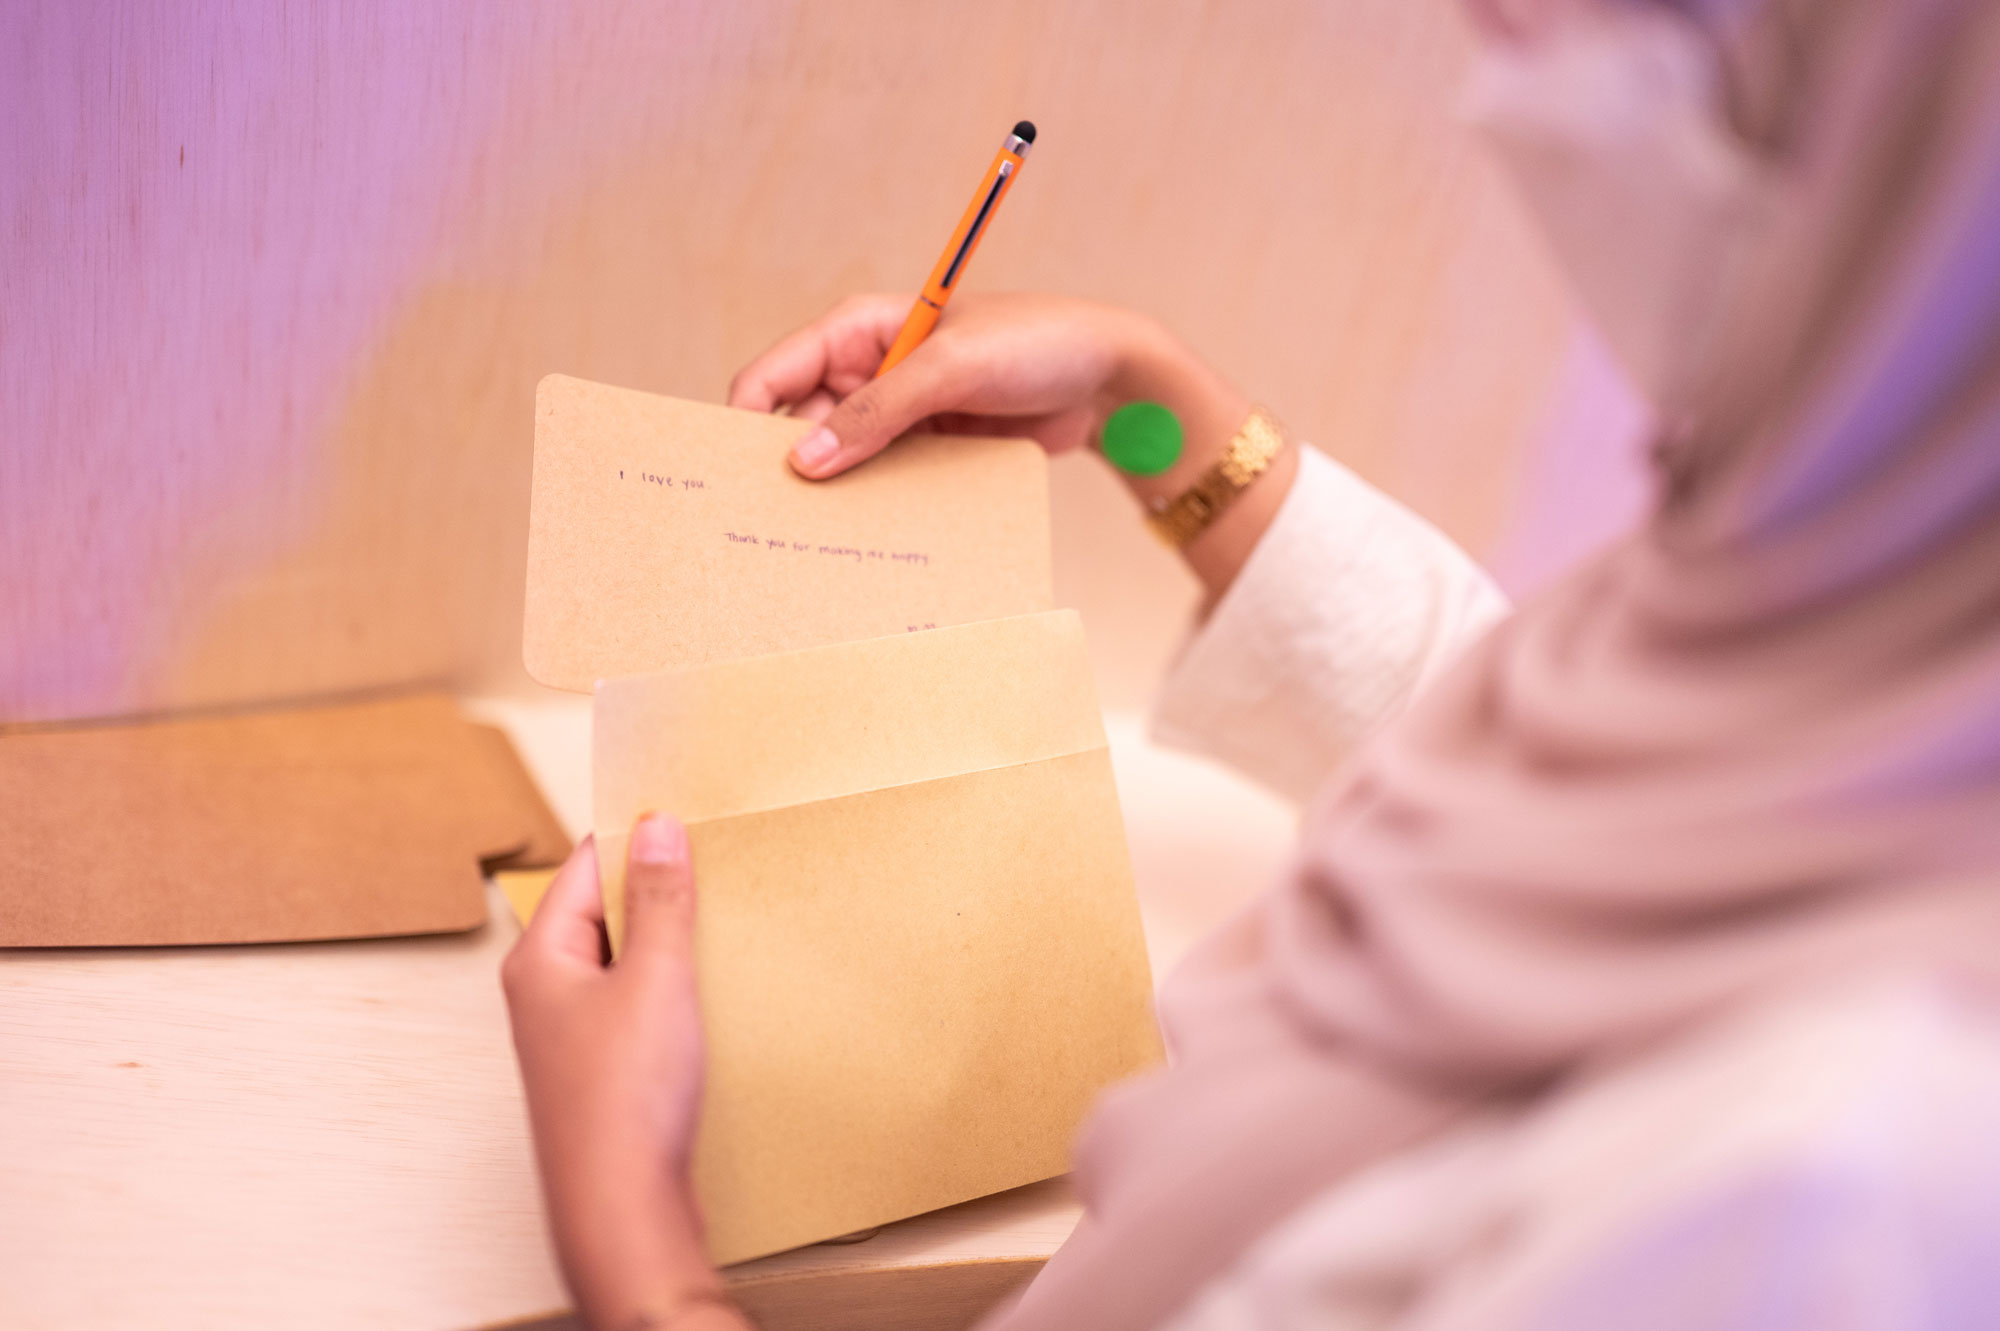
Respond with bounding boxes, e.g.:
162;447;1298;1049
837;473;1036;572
630;812;687;866
790;426;839;474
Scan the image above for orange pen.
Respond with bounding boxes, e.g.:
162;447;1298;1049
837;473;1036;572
875;121;1037;377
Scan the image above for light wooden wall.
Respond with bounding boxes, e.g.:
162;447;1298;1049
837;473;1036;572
1;0;1575;723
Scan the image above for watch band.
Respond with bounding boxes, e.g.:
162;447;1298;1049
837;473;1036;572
1146;407;1286;549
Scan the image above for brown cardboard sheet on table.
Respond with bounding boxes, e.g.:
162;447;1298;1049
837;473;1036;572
523;374;1052;692
592;612;1164;1265
0;693;570;947
464;721;574;872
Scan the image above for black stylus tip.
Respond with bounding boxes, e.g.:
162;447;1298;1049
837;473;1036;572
1012;120;1037;144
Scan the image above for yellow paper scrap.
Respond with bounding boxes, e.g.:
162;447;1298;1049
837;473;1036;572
495;867;559;927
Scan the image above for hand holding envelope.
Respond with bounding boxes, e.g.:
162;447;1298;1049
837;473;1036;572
523;375;1162;1265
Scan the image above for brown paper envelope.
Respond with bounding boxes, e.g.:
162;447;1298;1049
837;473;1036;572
0;694;558;947
523;374;1052;692
592;611;1162;1265
462;723;573;870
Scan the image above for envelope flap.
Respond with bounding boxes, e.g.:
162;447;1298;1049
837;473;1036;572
593;611;1104;827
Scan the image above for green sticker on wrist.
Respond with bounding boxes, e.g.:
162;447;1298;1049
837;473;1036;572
1101;401;1184;477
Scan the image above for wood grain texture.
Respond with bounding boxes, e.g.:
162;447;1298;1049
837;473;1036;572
0;700;1293;1330
0;895;565;1329
0;886;1080;1331
0;0;1572;724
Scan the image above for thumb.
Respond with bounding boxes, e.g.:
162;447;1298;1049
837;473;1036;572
789;339;964;479
619;812;696;972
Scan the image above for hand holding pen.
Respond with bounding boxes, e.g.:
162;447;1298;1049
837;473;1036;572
726;122;1285;603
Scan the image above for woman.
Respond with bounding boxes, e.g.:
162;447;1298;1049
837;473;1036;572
502;0;2000;1326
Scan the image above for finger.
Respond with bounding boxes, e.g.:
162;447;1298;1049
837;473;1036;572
728;294;907;413
728;322;833;414
791;388;837;423
518;836;606;969
618;812;696;977
789;337;971;479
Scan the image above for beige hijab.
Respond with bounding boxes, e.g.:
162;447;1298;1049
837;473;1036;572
989;1;2000;1326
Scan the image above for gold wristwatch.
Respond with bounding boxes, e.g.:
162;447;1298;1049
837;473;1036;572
1147;407;1286;549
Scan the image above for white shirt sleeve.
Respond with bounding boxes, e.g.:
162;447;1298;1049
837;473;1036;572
1150;446;1510;805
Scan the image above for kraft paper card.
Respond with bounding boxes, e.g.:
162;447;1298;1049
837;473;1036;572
524;374;1052;692
0;693;570;947
592;611;1163;1265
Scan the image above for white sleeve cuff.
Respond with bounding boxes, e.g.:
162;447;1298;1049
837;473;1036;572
1150;446;1510;805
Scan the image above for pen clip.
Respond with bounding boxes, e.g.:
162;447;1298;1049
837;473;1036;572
941;160;1014;290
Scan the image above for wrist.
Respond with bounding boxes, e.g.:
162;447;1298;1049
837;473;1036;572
1101;323;1251;498
563;1184;725;1331
1097;320;1291;603
582;1247;727;1331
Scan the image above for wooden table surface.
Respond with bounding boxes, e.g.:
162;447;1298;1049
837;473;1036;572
0;698;1291;1329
